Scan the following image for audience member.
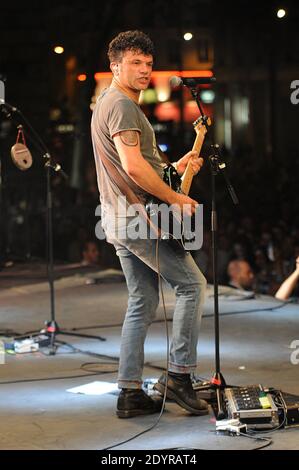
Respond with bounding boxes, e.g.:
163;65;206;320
227;260;255;290
275;257;299;300
81;240;101;266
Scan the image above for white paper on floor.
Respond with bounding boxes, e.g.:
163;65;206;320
67;381;118;395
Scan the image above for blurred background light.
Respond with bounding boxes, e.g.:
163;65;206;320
200;89;215;104
54;46;64;54
157;90;169;102
183;32;193;41
277;8;286;18
159;144;169;152
141;88;157;104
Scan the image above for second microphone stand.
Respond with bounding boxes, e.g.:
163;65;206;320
44;152;106;354
4;104;106;355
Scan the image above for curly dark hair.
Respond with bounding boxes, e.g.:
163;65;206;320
108;30;154;63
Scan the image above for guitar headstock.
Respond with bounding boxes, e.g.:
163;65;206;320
181;114;210;195
193;115;211;135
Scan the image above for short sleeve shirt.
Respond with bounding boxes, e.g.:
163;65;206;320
91;87;164;220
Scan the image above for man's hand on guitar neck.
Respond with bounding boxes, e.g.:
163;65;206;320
175;151;204;177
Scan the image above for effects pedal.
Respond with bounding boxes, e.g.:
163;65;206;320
224;384;279;430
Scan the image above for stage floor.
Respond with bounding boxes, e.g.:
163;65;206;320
0;267;299;450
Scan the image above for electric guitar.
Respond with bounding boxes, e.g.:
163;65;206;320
146;115;211;247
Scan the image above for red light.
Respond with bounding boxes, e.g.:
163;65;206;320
94;70;213;81
94;72;112;81
78;74;87;82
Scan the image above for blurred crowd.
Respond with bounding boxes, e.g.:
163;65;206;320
193;219;299;298
1;136;299;299
191;143;299;298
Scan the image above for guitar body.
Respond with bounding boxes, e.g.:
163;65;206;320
147;164;182;204
145;115;211;249
162;164;182;192
145;165;195;247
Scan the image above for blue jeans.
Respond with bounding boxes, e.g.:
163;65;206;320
114;237;207;389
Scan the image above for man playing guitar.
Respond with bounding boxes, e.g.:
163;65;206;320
91;30;208;418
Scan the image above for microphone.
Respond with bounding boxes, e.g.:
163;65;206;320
170;75;216;88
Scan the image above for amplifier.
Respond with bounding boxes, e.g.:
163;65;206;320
224;385;279;430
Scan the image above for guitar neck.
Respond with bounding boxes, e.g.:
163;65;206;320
180;126;206;195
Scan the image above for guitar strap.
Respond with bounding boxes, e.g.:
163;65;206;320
99;151;141;206
157;146;172;166
98;151;161;239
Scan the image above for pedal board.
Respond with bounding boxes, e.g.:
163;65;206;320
224;384;279;430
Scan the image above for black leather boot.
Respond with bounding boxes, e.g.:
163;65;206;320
154;372;209;415
117;388;163;418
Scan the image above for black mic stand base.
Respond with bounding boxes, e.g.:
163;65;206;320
23;320;107;355
194;372;227;419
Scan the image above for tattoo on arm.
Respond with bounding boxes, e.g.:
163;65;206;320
119;130;139;147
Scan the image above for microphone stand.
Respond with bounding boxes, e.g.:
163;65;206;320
188;87;239;419
1;103;106;355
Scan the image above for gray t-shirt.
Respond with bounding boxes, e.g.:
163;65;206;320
91;87;164;240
